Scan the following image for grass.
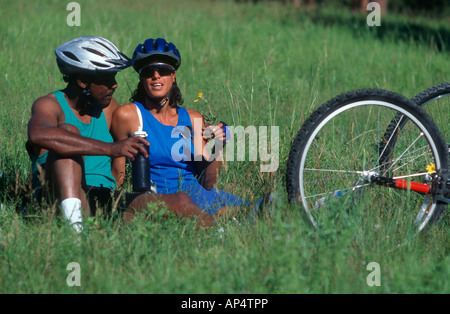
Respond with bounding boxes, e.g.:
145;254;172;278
0;0;449;294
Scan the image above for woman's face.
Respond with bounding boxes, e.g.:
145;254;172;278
140;62;176;103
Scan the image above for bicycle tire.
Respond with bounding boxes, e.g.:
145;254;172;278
411;81;450;105
411;82;450;145
383;82;449;153
380;83;450;226
286;89;448;232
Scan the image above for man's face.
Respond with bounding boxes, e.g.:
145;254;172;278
81;73;118;108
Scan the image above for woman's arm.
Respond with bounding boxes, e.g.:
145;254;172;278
110;103;142;187
188;109;227;190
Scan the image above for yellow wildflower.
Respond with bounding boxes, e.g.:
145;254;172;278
194;91;203;103
426;163;435;174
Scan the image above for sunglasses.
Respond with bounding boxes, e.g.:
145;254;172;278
139;63;175;78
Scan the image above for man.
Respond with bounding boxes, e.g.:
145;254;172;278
27;36;215;232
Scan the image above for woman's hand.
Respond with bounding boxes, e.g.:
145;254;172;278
202;121;229;144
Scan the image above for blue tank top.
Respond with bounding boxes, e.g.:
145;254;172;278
133;101;251;214
134;102;197;194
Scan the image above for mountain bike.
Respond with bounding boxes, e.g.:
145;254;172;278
384;82;449;156
410;82;449;147
286;89;449;233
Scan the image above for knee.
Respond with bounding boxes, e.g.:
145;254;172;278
173;192;196;209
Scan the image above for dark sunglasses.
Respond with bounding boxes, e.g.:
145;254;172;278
139;63;175;78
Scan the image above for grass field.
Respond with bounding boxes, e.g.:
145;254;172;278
0;0;449;294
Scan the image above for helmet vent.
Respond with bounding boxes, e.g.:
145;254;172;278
83;47;106;57
153;41;158;50
108;60;124;66
90;61;109;68
95;40;116;54
62;51;80;62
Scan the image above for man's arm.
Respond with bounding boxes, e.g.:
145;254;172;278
27;95;148;159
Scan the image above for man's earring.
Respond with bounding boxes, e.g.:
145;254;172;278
82;88;91;97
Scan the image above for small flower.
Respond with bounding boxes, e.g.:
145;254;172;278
426;163;435;174
193;90;217;124
193;90;203;103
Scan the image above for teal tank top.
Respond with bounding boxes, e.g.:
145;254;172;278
30;91;116;189
54;91;116;188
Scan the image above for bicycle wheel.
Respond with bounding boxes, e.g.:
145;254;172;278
383;83;449;159
286;89;448;232
381;83;450;226
411;82;450;144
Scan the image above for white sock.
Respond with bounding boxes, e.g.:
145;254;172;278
61;198;83;233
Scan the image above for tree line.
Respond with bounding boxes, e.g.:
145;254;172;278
236;0;448;17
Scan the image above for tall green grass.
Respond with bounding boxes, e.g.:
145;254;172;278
0;0;449;293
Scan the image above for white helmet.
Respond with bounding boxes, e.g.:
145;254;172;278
55;36;131;75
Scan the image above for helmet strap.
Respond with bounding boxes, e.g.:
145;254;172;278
153;83;174;107
80;83;96;108
160;94;170;107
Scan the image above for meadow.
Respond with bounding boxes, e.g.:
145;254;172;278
0;0;449;294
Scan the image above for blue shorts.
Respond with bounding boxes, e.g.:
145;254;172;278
183;182;251;215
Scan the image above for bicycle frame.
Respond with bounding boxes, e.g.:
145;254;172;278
370;169;450;204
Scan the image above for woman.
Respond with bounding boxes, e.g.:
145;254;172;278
111;38;251;219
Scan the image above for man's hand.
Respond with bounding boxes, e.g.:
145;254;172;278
109;136;149;160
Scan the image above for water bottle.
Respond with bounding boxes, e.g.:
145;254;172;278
314;190;343;209
131;130;151;192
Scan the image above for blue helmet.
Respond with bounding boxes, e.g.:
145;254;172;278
132;38;181;73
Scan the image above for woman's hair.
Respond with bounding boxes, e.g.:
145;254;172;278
129;80;184;108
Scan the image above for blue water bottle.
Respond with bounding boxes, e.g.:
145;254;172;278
131;130;151;192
